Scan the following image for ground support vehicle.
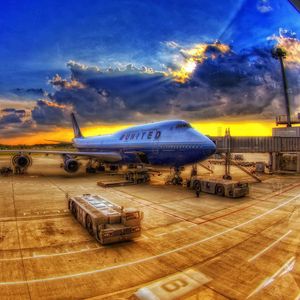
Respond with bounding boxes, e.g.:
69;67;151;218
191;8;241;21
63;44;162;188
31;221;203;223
125;168;150;184
68;194;143;244
188;177;249;198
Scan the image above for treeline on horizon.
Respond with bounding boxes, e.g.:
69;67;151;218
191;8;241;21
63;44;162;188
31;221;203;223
0;143;73;149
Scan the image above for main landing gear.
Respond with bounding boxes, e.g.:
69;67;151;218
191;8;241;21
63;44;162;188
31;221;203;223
85;160;105;173
168;167;184;185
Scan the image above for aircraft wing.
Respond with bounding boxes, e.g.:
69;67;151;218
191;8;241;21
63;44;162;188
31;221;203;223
0;150;122;162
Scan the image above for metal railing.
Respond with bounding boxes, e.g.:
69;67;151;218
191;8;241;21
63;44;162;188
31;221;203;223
211;136;300;153
276;115;300;125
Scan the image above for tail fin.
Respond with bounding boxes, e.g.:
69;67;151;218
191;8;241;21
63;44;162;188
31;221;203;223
71;113;83;138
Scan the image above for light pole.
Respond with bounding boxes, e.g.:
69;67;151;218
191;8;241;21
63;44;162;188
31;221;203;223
272;47;292;127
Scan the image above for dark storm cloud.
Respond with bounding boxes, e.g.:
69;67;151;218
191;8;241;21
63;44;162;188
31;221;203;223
2;108;17;113
0;119;35;138
0;103;61;138
43;62;178;123
0;113;22;125
31;100;71;125
48;87;128;121
0;108;33;136
41;42;300;125
11;88;46;98
2;108;26;115
185;46;300;118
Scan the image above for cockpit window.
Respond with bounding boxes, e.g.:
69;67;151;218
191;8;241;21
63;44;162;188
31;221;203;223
175;123;192;129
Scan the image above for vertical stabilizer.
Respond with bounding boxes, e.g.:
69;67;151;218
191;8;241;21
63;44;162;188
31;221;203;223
71;113;83;138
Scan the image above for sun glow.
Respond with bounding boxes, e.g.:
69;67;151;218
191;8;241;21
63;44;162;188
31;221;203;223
170;41;230;83
40;100;67;109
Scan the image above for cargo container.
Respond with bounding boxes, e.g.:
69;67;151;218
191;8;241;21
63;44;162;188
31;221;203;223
68;194;143;244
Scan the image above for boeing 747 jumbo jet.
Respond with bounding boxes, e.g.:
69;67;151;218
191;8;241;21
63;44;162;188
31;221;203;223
1;113;216;179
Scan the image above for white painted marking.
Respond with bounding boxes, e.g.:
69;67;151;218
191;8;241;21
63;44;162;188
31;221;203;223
135;236;149;241
188;224;197;228
1;192;299;285
155;226;187;237
248;230;292;262
134;268;211;300
0;246;102;261
156;232;168;237
246;256;296;298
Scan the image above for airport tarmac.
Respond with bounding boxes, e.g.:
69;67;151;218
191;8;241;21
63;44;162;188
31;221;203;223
0;155;300;299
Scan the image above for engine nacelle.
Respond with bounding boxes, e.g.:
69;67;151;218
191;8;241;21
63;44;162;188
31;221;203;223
63;156;80;173
11;154;32;171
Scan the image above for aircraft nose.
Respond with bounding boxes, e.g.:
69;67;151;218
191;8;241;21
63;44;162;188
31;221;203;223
202;137;216;156
207;138;216;156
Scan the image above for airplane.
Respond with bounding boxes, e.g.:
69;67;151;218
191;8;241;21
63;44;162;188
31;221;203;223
0;113;216;182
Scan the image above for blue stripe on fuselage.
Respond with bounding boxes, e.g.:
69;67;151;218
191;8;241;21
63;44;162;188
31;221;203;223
75;142;215;167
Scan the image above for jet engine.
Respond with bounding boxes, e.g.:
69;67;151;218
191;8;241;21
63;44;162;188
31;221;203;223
63;156;80;173
11;154;32;171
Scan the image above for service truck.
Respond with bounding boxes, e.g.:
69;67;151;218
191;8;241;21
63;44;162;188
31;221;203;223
68;194;143;244
188;177;249;198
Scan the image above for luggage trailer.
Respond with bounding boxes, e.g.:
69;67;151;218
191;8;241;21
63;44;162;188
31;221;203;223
68;194;143;244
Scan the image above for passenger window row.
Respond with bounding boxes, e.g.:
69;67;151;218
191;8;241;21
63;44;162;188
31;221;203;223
160;144;201;149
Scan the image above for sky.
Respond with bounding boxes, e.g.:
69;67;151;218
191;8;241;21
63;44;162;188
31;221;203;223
0;0;300;144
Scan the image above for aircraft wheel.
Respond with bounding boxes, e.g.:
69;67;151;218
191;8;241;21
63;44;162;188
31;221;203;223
215;184;225;196
172;177;182;185
171;177;178;185
86;214;94;235
71;203;77;218
193;181;201;192
86;167;96;173
126;172;133;182
97;165;105;172
144;174;150;182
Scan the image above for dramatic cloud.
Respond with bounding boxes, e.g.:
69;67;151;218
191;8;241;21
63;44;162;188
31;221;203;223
268;29;300;64
0;113;22;125
38;33;299;125
10;88;46;99
49;74;86;89
45;61;175;123
0;106;34;138
2;30;300;134
31;100;71;125
256;0;273;13
2;108;26;115
167;41;231;83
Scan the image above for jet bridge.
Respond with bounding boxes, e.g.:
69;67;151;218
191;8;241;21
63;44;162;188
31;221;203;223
210;132;300;176
213;136;300;153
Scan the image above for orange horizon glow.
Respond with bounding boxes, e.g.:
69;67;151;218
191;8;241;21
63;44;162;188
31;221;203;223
0;119;283;145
